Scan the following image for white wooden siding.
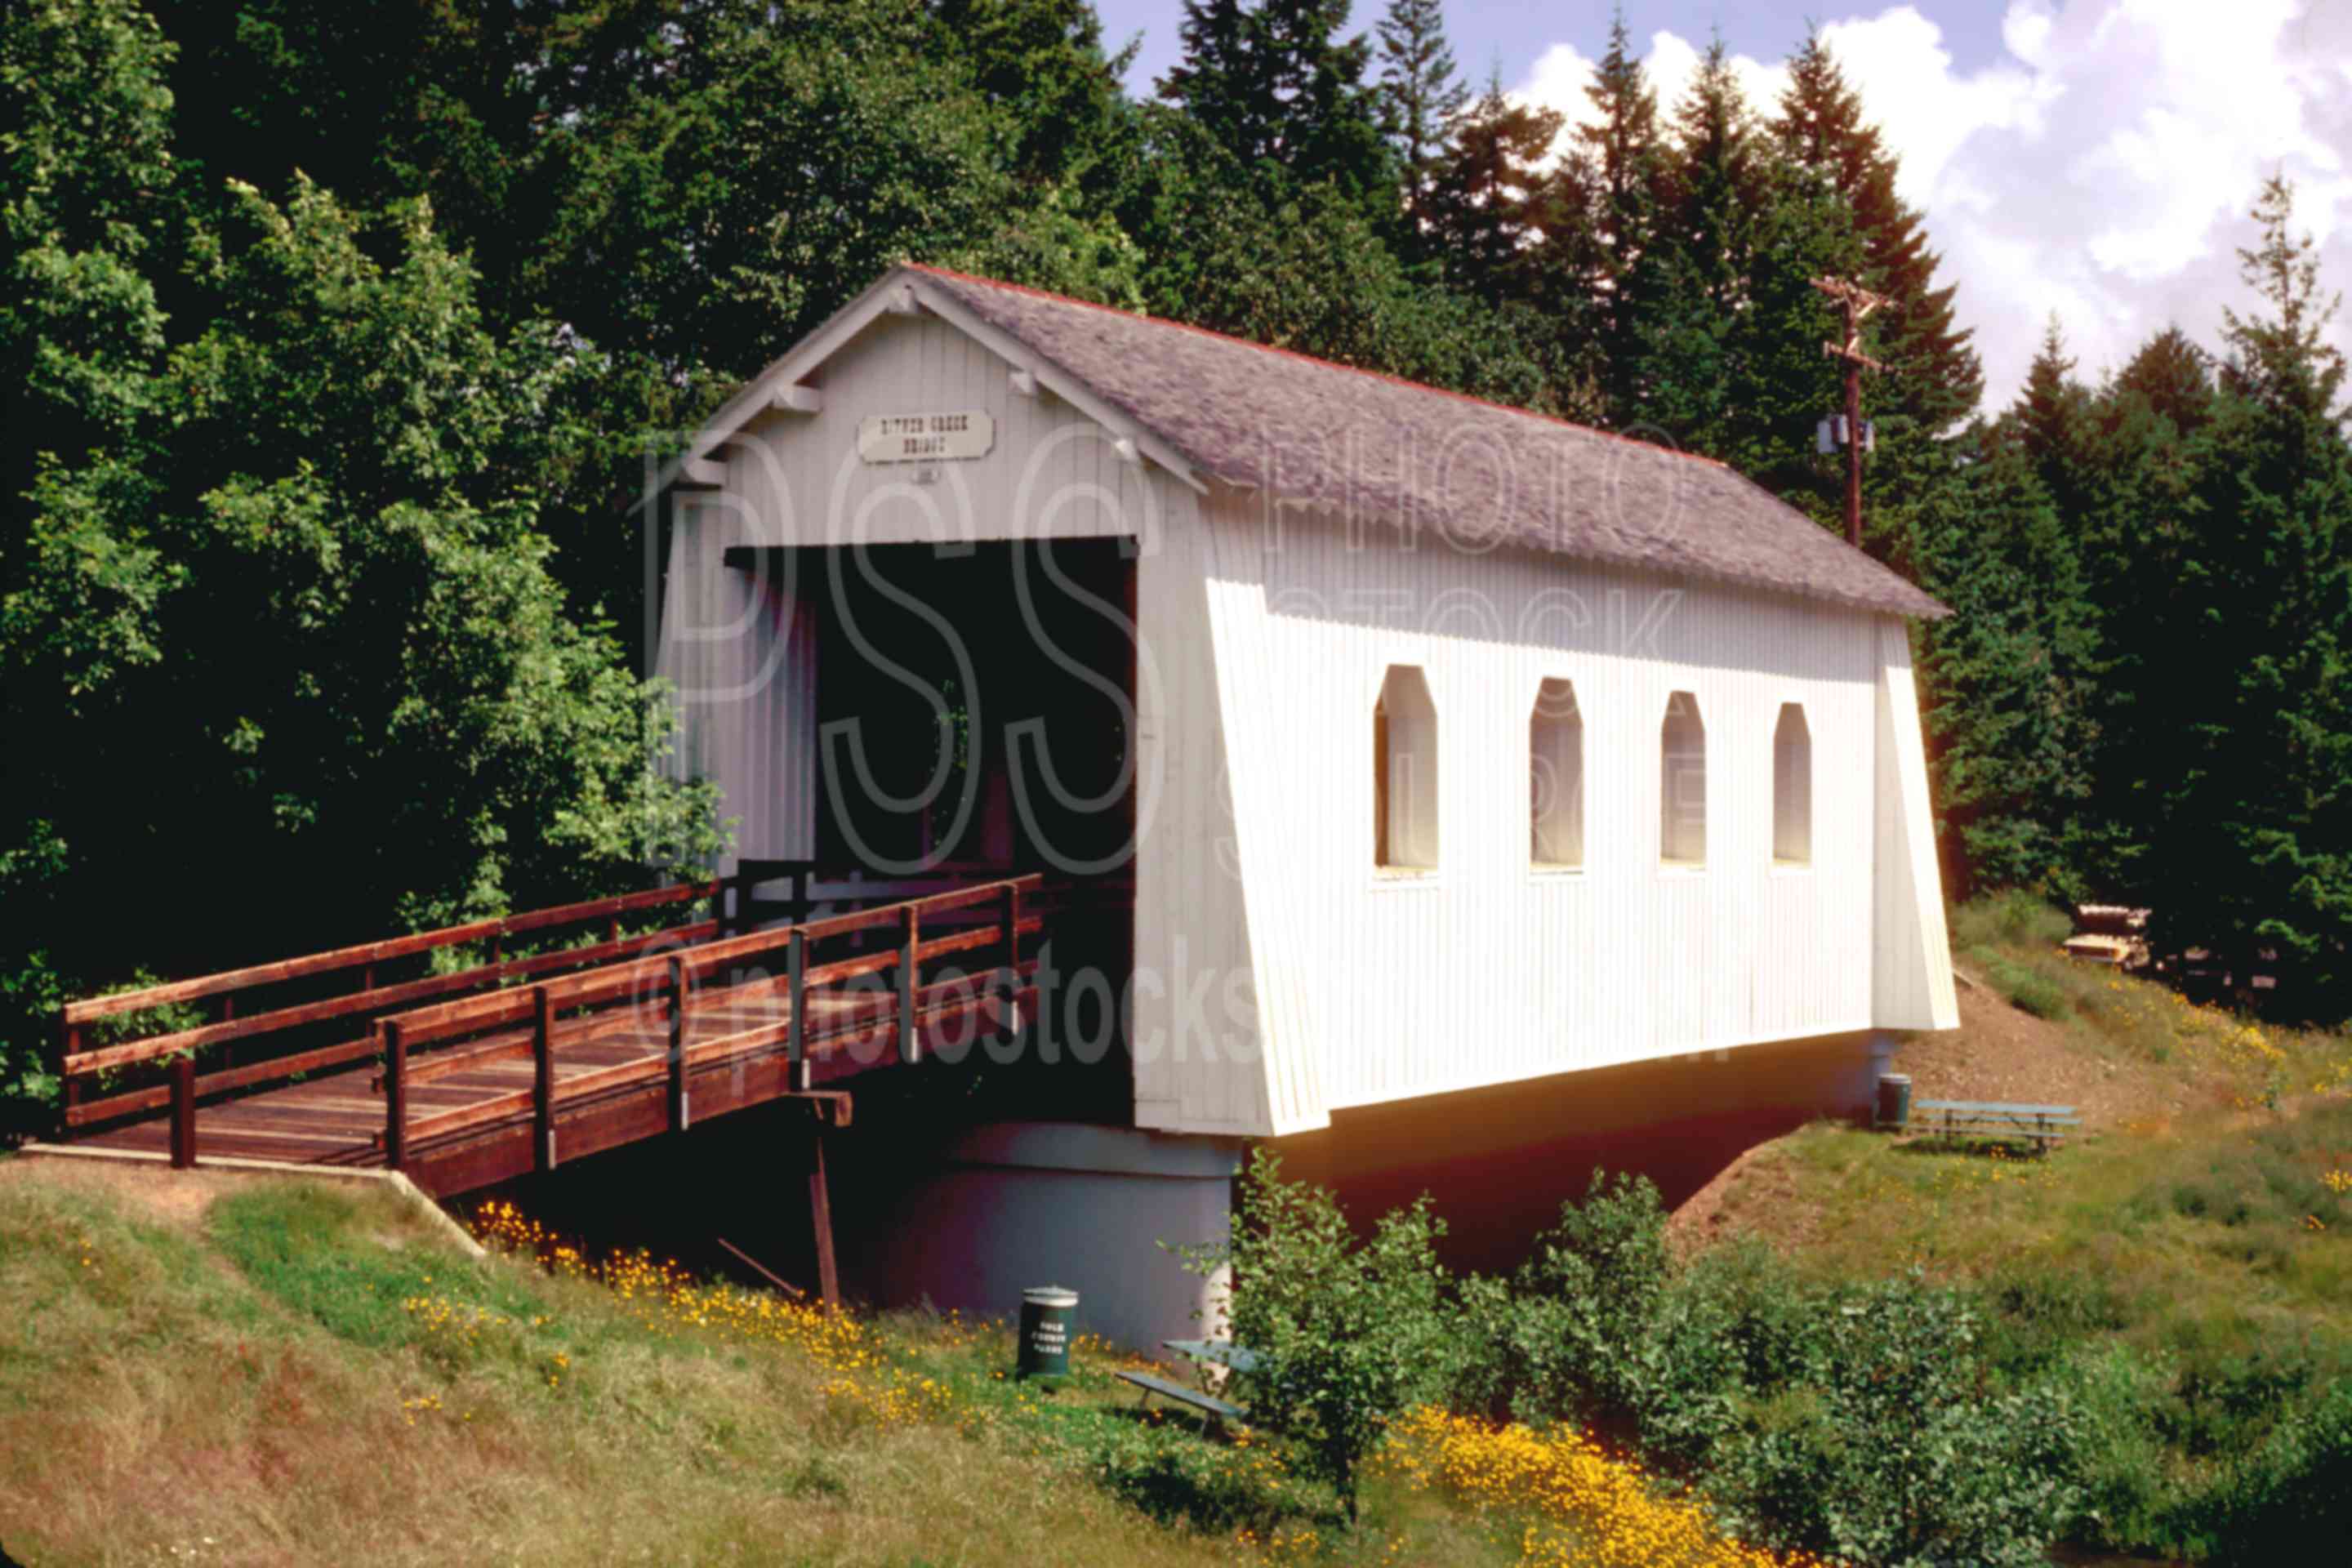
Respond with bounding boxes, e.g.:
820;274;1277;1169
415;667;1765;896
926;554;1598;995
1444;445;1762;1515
721;313;1154;550
1178;490;1930;1133
1871;620;1962;1031
653;503;819;866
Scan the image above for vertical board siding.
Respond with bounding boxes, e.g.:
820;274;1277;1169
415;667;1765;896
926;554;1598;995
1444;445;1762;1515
727;314;1153;550
1185;492;1927;1130
1872;621;1962;1031
655;510;818;866
658;310;1164;876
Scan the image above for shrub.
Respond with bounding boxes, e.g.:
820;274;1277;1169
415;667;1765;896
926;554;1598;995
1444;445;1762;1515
1178;1148;1454;1523
1981;951;2074;1019
1460;1172;2090;1566
1953;891;2076;949
2197;1377;2352;1564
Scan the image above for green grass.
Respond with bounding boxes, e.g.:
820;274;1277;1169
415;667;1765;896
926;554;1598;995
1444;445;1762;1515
1703;905;2352;1557
1947;893;2350;1093
1769;1105;2352;1359
0;1160;1513;1567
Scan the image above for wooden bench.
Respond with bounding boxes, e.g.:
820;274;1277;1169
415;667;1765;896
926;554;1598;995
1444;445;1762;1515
1908;1098;2082;1150
1115;1369;1248;1426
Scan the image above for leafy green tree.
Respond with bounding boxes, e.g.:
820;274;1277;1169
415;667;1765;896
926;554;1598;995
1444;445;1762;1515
1;4;723;1126
1181;1149;1454;1524
933;0;1139;188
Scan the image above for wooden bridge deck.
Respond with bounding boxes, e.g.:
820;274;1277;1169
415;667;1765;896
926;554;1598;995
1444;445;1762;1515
56;871;1047;1204
69;991;899;1175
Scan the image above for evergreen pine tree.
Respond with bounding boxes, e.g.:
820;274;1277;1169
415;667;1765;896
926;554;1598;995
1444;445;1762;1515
1771;29;1981;456
2131;176;2352;1007
1573;5;1667;422
1373;0;1468;212
1911;421;2101;896
1628;33;1764;450
1422;69;1559;302
2012;316;2099;524
1157;0;1391;193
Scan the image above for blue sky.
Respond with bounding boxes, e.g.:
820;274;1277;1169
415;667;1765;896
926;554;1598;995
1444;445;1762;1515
1085;2;2352;414
1094;2;2012;100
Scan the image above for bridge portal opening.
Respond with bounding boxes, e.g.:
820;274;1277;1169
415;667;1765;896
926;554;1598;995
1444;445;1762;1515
803;537;1137;879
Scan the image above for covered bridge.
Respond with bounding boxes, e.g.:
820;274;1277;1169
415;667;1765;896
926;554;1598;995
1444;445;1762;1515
644;264;1958;1339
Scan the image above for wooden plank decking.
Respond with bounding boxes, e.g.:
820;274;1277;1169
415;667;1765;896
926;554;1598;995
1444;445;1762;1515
57;873;1048;1201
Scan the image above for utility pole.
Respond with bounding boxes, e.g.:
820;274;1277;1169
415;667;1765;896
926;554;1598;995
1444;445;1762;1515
1812;276;1890;549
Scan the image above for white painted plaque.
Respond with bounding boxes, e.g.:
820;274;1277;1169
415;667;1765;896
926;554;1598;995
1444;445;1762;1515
858;410;995;464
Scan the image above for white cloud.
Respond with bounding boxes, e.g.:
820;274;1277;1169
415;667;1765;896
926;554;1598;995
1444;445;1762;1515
1508;1;2352;413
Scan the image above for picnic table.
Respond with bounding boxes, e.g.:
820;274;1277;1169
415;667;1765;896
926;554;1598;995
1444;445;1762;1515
1906;1098;2081;1151
1112;1339;1262;1427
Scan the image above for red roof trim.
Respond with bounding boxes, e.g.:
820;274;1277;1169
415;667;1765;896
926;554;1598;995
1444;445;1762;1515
905;262;1735;475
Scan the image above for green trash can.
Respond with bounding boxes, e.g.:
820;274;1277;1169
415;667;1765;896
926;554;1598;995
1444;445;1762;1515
1017;1285;1078;1379
1877;1072;1912;1130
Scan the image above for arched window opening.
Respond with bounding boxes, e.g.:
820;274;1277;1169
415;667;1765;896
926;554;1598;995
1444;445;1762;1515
1660;691;1706;866
1774;702;1812;864
1374;665;1439;871
1530;679;1584;869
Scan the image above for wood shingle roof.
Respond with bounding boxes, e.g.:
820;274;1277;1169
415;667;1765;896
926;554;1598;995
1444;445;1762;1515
911;265;1949;620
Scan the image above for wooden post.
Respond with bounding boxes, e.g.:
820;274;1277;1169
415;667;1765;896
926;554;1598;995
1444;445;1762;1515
1000;880;1024;1036
666;955;689;1132
382;1020;407;1170
898;904;920;1066
806;1104;840;1307
169;1053;196;1169
787;928;809;1093
1843;348;1864;547
361;964;375;994
533;986;556;1174
58;1019;81;1126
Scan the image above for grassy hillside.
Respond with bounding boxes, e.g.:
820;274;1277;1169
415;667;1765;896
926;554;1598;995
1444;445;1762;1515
0;1160;1802;1567
1672;898;2352;1558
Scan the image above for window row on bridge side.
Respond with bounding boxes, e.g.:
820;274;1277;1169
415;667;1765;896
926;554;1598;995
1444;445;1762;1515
1371;665;1813;876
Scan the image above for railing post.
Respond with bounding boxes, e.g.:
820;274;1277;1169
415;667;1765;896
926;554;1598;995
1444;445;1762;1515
667;955;689;1132
898;904;921;1066
57;1018;81;1128
169;1053;196;1169
787;927;809;1093
533;986;556;1173
382;1020;407;1170
1000;880;1024;1036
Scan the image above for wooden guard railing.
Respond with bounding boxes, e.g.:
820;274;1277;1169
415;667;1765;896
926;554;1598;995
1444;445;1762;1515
372;875;1040;1172
56;878;743;1168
